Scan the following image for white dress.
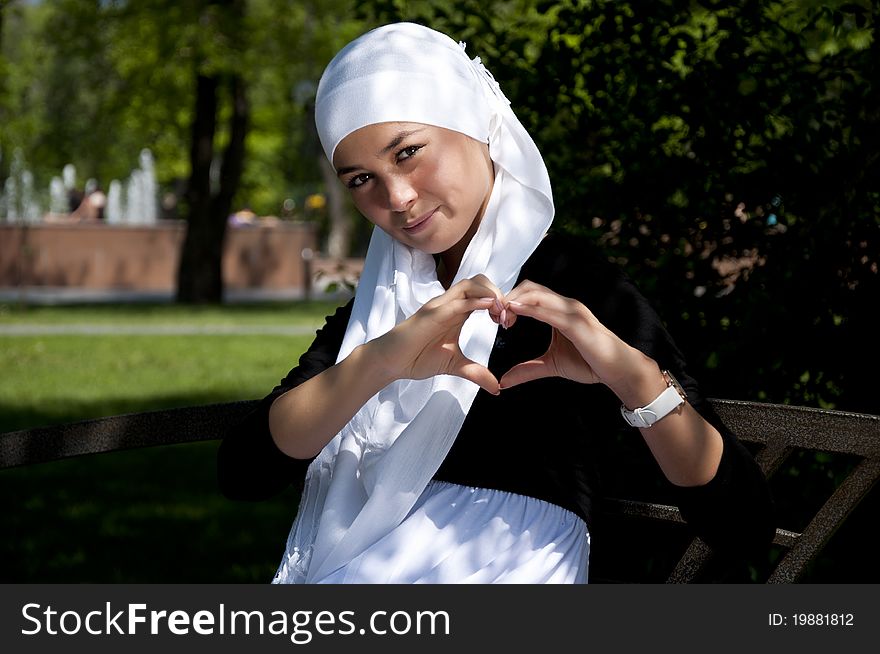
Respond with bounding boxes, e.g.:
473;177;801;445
274;480;591;584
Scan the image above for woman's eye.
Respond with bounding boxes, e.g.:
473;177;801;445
347;173;371;189
397;145;423;162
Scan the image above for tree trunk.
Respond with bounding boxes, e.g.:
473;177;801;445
321;155;351;260
177;73;221;303
176;72;248;304
210;73;248;263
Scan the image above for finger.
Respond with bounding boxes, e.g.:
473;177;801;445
436;297;496;323
503;306;518;330
508;283;599;322
506;298;577;333
448;274;504;301
444;276;506;323
424;277;498;310
490;298;504;325
506;285;570;312
498;357;557;389
505;288;573;330
467;273;504;299
505;279;551;303
475;281;506;325
449;355;501;395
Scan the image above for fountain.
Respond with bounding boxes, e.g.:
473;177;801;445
62;164;76;193
1;143;318;296
0;148;43;224
49;177;67;214
106;148;159;225
1;176;16;222
0;148;159;225
106;180;123;224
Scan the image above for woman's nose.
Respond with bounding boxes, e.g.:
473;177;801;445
386;176;417;212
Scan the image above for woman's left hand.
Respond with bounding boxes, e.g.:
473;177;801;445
497;280;643;393
498;282;725;488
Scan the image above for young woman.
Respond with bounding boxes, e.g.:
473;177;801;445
218;22;775;584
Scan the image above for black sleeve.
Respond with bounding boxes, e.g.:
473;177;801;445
620;276;775;556
564;239;776;557
216;299;354;501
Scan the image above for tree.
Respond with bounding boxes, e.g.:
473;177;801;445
176;0;249;303
360;0;879;414
1;0;370;300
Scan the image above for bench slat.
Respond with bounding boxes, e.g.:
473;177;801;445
0;401;259;469
768;456;880;583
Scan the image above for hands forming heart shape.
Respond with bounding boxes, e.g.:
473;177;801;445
377;274;644;398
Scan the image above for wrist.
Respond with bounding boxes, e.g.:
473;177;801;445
355;340;401;389
619;369;688;429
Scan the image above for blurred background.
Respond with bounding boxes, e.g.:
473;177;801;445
1;0;877;582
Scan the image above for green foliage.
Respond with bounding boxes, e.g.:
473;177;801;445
362;0;879;414
0;0;364;217
6;0;872;403
2;0;875;405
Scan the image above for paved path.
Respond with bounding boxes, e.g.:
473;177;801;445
0;286;353;305
0;324;321;336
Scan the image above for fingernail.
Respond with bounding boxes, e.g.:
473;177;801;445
508;300;523;307
500;308;507;326
479;297;495;302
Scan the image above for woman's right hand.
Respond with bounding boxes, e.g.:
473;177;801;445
368;274;505;395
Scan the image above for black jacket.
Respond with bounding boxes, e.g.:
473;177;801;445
218;231;776;557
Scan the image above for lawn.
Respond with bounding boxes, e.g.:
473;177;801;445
0;300;345;583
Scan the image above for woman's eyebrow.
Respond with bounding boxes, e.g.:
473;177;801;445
336;165;359;177
336;128;427;176
379;128;426;155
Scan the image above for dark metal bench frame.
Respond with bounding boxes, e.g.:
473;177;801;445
2;399;878;583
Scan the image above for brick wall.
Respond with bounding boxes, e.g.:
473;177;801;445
0;221;319;292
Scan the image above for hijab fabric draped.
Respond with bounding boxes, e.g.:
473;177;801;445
273;22;554;584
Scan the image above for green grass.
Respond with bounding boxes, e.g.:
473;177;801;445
1;442;302;583
0;300;345;583
1;334;314;431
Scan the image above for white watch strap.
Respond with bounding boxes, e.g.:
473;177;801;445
620;385;686;428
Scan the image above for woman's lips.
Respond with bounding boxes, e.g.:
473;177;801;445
402;208;437;234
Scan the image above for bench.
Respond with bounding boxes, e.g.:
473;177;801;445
2;399;877;583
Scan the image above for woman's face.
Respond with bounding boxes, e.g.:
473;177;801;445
332;122;494;257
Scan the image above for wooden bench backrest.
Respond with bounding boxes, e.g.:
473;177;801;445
602;400;880;582
2;399;878;583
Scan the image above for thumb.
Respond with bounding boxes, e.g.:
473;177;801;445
449;353;501;396
498;356;557;390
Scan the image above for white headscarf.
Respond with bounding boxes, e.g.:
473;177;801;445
274;22;554;584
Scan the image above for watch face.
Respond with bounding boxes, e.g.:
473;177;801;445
662;370;688;401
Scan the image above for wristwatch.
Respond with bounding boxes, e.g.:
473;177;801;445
620;370;688;429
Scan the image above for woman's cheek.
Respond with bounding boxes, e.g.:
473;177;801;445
353;196;385;227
